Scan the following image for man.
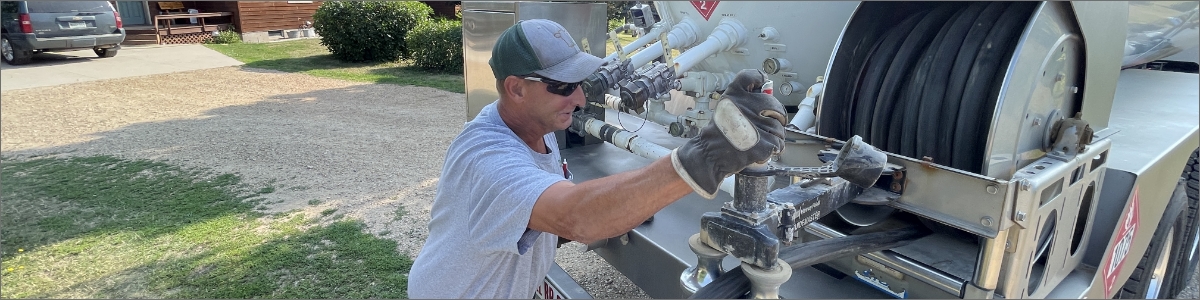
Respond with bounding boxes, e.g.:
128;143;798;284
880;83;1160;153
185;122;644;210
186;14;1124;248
407;19;787;299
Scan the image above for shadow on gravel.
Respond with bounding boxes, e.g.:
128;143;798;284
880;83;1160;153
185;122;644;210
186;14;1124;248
2;82;461;297
4;81;466;240
228;55;464;94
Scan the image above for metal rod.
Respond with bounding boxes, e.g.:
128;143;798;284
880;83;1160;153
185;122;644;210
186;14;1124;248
734;174;770;212
806;222;965;297
972;229;1007;291
688;226;930;299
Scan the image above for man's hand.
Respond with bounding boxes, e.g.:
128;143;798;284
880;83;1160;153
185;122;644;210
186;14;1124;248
671;69;788;199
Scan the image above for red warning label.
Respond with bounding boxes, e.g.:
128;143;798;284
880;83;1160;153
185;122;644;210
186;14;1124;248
690;1;719;21
1102;186;1140;297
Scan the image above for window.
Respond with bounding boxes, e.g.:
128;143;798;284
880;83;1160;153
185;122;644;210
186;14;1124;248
2;1;20;14
27;1;110;13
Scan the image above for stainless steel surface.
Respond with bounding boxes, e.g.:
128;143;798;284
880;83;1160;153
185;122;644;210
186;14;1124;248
545;263;593;299
561;110;897;298
461;1;516;13
998;139;1110;298
780;130;1015;238
462;1;606;119
1082;68;1200;298
974;230;1009;291
562;140;895;299
1123;1;1200;67
653;1;859;107
462;9;515;119
985;1;1084;180
805;222;966;297
1072;1;1130;133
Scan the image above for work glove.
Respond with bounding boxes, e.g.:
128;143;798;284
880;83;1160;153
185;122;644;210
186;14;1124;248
671;69;788;199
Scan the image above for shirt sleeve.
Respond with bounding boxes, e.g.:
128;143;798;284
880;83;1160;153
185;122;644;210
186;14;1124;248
465;140;566;255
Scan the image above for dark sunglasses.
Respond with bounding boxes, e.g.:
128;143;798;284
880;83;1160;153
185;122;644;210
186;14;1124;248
523;76;581;97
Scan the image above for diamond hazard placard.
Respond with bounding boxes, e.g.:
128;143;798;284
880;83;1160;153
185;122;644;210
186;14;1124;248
1102;186;1140;297
690;1;719;21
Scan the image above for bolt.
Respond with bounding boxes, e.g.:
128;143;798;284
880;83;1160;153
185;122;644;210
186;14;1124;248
1032;118;1041;127
1072;86;1079;93
981;217;994;227
1019;179;1032;191
1016;211;1027;221
986;184;999;194
620;234;630;245
890;182;903;193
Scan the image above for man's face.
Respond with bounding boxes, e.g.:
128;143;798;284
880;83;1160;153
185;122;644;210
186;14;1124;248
523;77;585;133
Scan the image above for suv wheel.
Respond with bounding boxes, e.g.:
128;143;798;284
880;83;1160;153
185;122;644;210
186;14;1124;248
2;36;32;65
93;47;118;58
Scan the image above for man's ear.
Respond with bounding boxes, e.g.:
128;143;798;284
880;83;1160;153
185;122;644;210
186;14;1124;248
503;76;527;100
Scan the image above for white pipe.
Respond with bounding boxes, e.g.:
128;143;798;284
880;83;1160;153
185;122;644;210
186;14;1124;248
673;18;748;76
789;81;823;132
679;71;734;95
604;24;667;62
609;18;702;68
578;116;737;197
639;98;681;126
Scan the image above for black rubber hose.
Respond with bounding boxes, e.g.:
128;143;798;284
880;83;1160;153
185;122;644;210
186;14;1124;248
937;2;1005;171
851;11;926;144
887;4;961;157
872;6;957;154
688;226;931;299
950;2;1036;173
840;32;885;140
896;17;952;157
915;2;988;164
867;10;932;150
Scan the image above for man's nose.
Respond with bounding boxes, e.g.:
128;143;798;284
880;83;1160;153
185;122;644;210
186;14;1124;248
569;85;586;108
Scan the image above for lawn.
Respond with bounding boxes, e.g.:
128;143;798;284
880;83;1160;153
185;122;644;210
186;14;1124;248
206;39;464;94
205;33;644;96
0;156;412;298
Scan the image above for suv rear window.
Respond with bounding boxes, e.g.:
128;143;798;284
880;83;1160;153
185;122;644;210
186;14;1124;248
27;1;109;13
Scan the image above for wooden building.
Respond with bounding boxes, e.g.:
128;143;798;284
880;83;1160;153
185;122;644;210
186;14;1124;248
112;1;456;45
113;1;322;45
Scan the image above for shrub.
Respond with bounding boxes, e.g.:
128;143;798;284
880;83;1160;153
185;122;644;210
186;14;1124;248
205;26;242;44
406;18;462;73
608;18;626;32
312;1;433;63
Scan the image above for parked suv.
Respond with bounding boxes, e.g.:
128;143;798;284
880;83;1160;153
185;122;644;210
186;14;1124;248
1;1;125;65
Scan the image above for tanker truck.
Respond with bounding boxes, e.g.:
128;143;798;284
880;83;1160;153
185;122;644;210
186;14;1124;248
461;1;1199;298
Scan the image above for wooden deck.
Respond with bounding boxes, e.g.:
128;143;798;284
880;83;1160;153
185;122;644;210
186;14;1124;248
124;23;233;45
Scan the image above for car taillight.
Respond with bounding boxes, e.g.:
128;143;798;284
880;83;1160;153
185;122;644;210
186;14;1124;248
114;11;123;28
19;13;32;33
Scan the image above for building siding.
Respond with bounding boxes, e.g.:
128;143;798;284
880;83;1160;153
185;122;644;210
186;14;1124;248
235;1;322;33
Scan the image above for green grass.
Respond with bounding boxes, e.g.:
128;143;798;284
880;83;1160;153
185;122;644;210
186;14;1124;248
0;155;412;298
205;39;464;94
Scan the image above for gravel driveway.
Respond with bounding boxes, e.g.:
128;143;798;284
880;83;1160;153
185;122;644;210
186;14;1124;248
0;66;647;299
1;65;1194;299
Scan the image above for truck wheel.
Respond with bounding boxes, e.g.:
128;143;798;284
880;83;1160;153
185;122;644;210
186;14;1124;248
2;36;32;65
93;47;118;58
1118;149;1200;299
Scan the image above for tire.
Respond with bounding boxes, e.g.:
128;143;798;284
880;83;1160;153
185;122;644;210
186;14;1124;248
2;36;32;65
1118;149;1200;299
94;47;118;58
1166;150;1200;297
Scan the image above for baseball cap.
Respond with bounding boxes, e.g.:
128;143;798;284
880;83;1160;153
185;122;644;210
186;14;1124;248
489;19;604;83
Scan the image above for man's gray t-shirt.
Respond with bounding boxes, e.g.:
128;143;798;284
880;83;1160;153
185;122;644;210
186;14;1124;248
408;101;571;299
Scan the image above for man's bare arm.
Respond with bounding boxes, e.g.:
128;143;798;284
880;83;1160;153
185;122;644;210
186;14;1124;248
529;156;692;244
